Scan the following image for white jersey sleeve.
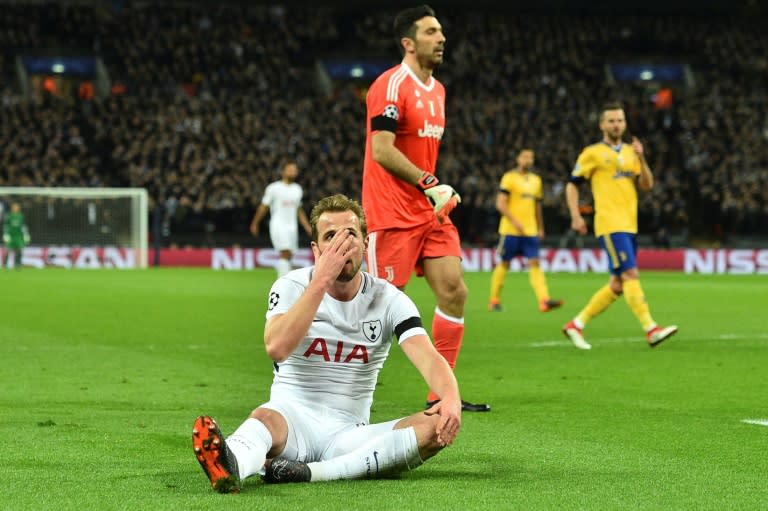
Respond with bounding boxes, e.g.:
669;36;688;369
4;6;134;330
261;182;276;207
386;291;427;344
266;271;305;319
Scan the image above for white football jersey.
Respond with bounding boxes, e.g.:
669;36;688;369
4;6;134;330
261;180;303;232
265;267;427;422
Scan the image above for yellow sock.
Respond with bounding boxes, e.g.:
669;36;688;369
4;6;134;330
528;265;549;302
489;262;508;303
576;284;620;326
623;279;655;330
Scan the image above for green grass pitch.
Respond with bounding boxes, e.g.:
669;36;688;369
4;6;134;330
1;268;766;510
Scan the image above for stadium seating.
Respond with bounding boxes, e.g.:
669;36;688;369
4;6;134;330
0;4;766;246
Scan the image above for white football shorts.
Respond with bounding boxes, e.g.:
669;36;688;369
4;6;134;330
269;225;299;253
259;398;402;463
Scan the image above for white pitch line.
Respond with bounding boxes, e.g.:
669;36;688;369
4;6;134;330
528;333;768;348
530;336;636;348
742;419;768;427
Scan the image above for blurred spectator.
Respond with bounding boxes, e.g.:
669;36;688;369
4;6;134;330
0;4;764;246
78;80;94;101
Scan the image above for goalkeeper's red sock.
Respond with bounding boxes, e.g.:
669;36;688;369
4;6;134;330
427;307;464;403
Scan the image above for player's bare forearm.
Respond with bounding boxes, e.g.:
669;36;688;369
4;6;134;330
424;363;461;446
402;337;455;391
502;209;518;226
565;182;587;235
565;182;581;219
537;203;544;228
402;336;461;444
298;209;311;235
402;336;461;404
508;214;524;234
632;136;654;191
371;131;425;185
638;157;654;191
252;204;268;224
496;193;523;232
425;357;460;406
250;204;268;234
536;202;545;238
264;286;325;362
495;192;508;216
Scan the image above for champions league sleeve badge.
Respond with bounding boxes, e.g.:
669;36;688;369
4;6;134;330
268;292;280;311
382;104;399;120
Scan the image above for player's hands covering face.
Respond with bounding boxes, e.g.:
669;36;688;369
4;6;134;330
314;227;362;285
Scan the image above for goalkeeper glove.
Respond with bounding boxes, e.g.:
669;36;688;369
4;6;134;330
417;172;461;222
2;234;9;244
24;234;30;244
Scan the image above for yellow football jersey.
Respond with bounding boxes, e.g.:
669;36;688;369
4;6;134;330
571;142;641;236
497;170;542;236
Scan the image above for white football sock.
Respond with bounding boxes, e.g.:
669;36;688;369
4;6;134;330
276;258;292;277
308;427;422;481
225;418;272;480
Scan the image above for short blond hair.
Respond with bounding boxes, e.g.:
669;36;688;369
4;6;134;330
309;194;368;242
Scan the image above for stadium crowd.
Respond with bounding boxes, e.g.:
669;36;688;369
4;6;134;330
0;3;766;246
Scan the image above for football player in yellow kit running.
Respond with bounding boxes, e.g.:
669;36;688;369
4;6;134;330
562;103;677;350
488;149;563;313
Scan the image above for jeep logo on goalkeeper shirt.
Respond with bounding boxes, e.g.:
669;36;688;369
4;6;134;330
417;119;444;140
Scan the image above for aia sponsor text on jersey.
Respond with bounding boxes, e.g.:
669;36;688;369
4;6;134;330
304;338;369;364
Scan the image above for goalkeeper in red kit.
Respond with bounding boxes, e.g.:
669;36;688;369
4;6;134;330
361;5;489;412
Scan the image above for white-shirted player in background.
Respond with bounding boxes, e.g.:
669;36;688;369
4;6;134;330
194;194;462;493
250;160;312;277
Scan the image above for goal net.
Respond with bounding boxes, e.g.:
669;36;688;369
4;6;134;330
0;187;149;269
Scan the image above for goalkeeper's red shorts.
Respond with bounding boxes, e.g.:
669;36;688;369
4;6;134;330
365;218;461;288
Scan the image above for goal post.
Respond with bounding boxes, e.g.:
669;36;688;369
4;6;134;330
0;187;149;268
